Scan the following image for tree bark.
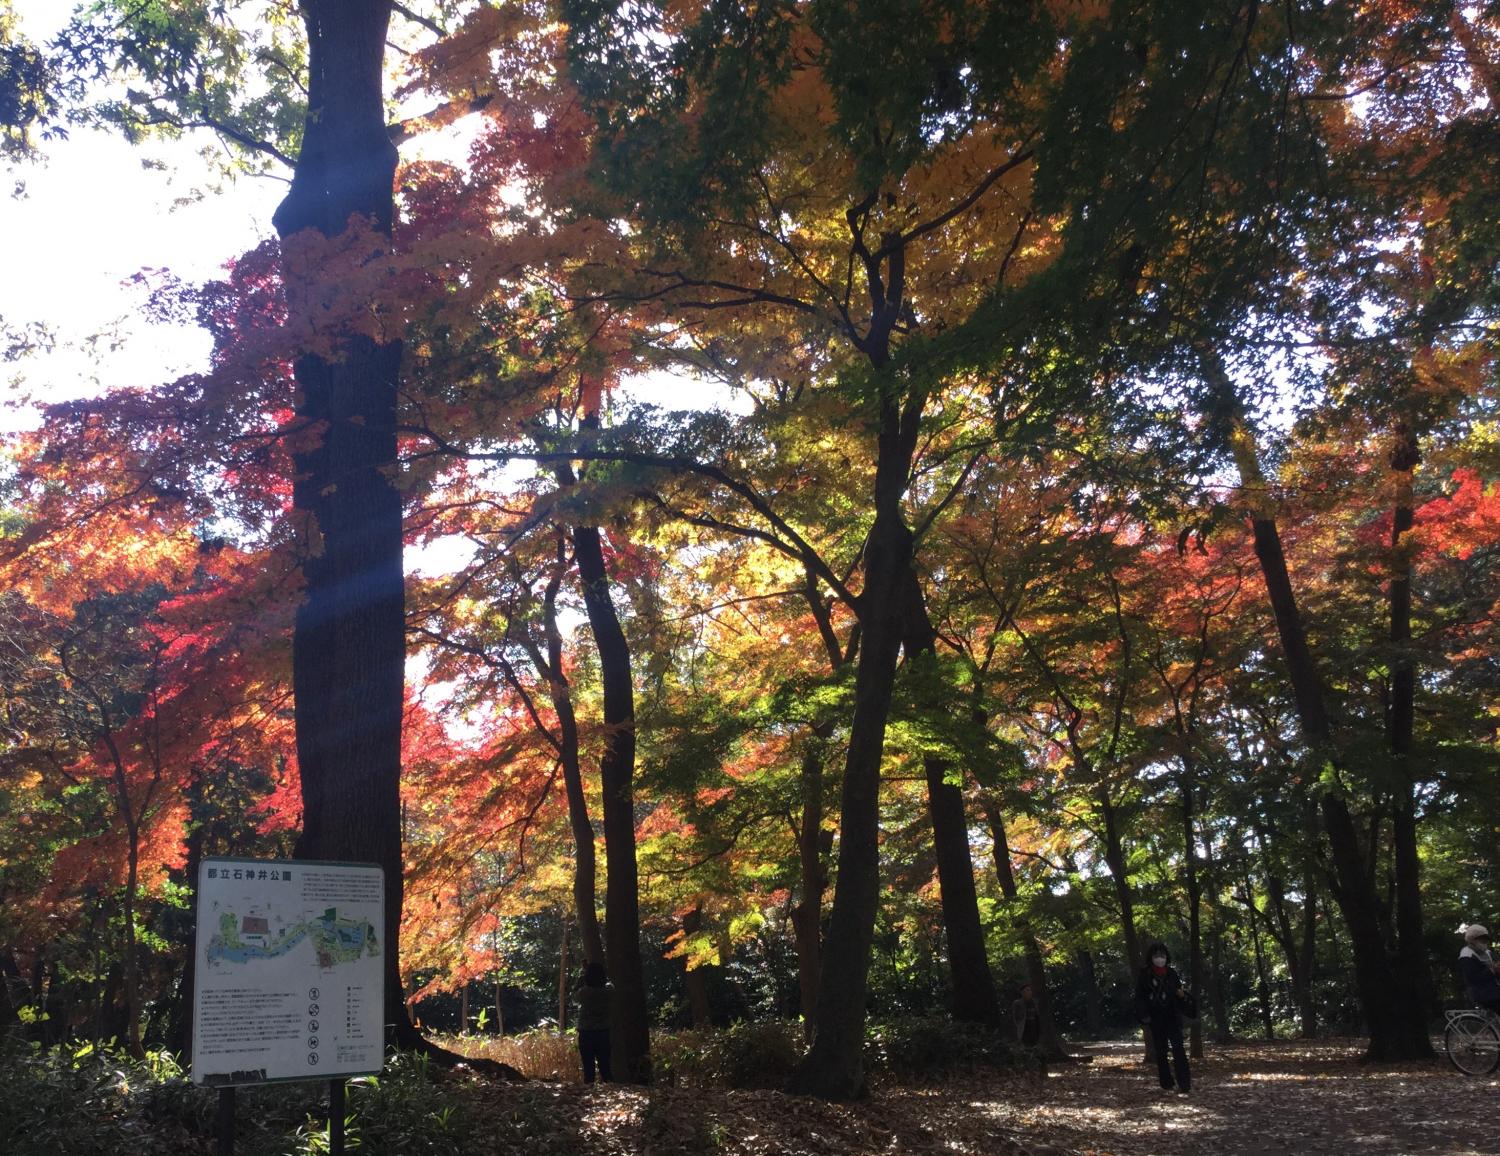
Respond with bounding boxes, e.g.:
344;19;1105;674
273;0;413;1043
1180;772;1204;1058
571;516;652;1083
1387;425;1432;1027
901;574;1000;1025
1298;880;1319;1038
1097;788;1142;973
558;918;570;1030
681;905;713;1028
789;381;924;1100
1201;351;1432;1060
526;538;605;967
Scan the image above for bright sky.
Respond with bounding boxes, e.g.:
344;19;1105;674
1;0;284;429
0;2;738;435
1;129;282;427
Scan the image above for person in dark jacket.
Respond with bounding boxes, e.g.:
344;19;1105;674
1012;983;1041;1048
1459;923;1500;1015
576;960;613;1083
1134;941;1191;1093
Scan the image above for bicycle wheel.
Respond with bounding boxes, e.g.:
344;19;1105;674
1445;1014;1500;1076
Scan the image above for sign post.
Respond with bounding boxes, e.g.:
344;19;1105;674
192;857;385;1154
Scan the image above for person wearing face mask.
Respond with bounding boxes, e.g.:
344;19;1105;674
1134;941;1193;1094
1459;924;1500;1016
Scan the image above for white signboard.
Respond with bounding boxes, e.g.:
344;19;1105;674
192;858;385;1086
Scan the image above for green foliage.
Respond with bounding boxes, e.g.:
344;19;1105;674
863;1016;1041;1082
0;1042;575;1156
0;0;55;159
54;0;309;175
654;1020;803;1089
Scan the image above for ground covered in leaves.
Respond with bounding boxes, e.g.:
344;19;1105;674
6;1037;1496;1154
455;1039;1496;1156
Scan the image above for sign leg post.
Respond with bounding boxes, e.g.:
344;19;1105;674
216;1086;235;1156
330;1078;346;1155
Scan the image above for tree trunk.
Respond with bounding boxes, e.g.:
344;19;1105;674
682;905;713;1028
789;383;924;1100
1200;351;1432;1060
167;771;207;1057
1180;772;1204;1058
274;0;413;1044
571;516;651;1083
1243;886;1276;1041
984;799;1067;1059
902;574;999;1025
1388;426;1432;1028
558;918;570;1030
1298;883;1319;1038
1077;948;1103;1036
1097;789;1142;973
1200;833;1233;1043
531;541;605;967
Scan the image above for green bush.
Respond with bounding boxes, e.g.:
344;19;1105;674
0;1039;544;1156
864;1015;1041;1082
653;1021;804;1089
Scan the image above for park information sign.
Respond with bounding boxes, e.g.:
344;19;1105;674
192;857;385;1086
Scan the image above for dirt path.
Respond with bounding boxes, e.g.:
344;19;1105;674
472;1037;1497;1156
954;1039;1497;1156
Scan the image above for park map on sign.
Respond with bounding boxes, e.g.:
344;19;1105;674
206;906;379;971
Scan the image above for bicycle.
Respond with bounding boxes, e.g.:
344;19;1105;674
1444;1008;1500;1075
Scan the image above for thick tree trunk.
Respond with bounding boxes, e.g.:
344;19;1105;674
901;575;999;1025
1254;513;1430;1058
572;518;651;1083
789;384;923;1101
274;0;413;1043
1097;789;1142;973
984;800;1067;1058
1201;352;1432;1060
681;905;713;1028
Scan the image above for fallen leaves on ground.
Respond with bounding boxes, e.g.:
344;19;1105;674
461;1038;1500;1156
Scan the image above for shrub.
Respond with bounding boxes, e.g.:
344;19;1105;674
441;1029;581;1080
653;1021;803;1089
864;1015;1041;1082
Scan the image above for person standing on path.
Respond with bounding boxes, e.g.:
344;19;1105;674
1134;942;1192;1094
576;961;614;1083
1012;983;1041;1048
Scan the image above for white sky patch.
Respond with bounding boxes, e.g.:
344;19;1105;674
617;367;753;416
2;2;285;430
1;129;281;430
